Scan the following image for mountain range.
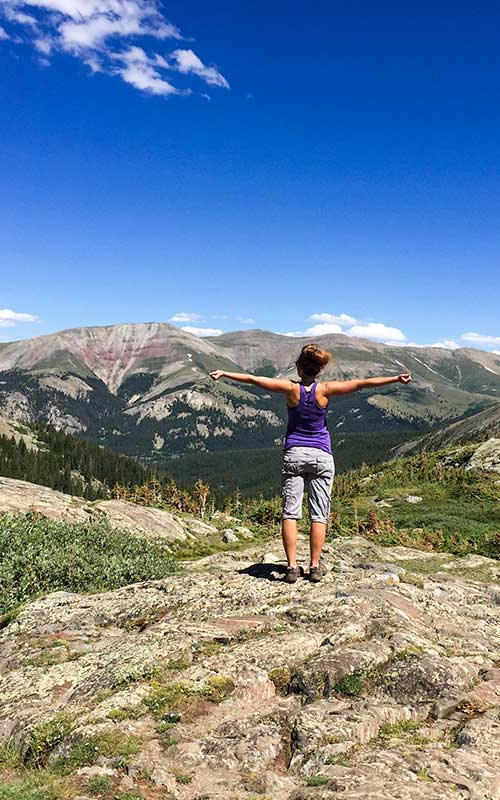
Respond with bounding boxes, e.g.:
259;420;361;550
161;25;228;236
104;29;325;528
0;322;498;468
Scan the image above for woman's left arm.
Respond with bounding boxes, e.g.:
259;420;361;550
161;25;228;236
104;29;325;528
210;370;293;393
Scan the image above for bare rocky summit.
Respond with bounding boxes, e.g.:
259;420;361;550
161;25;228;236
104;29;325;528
2;534;500;799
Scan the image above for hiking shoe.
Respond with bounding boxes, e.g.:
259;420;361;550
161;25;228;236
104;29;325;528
284;564;303;583
309;561;327;583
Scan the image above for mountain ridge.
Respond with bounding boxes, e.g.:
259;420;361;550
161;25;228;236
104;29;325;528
0;322;498;463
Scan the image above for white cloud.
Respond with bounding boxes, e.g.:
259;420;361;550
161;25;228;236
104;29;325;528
461;331;500;347
0;0;229;97
0;308;40;327
170;49;229;89
282;325;344;337
305;322;343;336
113;46;179;96
429;340;459;350
181;326;223;337
169;312;204;323
346;322;406;343
395;340;459;350
283;312;405;342
309;312;359;326
493;350;500;356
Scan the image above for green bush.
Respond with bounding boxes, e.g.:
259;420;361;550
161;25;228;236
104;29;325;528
0;513;176;615
86;776;110;795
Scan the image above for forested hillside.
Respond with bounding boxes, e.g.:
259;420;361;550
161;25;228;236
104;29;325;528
0;423;160;499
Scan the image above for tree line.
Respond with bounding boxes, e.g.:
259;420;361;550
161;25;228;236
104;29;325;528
0;423;158;499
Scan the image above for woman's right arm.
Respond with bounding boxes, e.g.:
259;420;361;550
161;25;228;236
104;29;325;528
324;374;412;396
210;369;294;393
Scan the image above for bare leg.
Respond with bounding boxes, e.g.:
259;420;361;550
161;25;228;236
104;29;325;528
310;521;327;567
281;519;298;567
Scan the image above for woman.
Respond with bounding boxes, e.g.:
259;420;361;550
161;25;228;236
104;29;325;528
210;344;411;583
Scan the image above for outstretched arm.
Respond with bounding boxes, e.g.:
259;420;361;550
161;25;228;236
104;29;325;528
325;373;412;397
210;369;293;393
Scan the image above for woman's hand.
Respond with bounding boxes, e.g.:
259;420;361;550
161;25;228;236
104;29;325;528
210;370;225;381
398;373;412;384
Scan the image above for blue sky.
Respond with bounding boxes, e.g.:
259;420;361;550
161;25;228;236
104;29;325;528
1;1;499;353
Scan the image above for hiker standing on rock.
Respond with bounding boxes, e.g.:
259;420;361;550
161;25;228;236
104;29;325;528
210;344;411;583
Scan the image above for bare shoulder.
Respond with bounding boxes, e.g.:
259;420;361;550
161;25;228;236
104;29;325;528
315;381;330;408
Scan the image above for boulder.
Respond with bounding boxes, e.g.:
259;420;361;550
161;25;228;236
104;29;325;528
466;437;500;473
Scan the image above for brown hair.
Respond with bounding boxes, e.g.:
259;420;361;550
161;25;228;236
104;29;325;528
296;343;331;377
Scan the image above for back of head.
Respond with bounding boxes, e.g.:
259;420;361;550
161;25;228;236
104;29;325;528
296;343;331;378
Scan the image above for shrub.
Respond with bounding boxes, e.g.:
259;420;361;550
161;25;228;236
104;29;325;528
0;514;176;614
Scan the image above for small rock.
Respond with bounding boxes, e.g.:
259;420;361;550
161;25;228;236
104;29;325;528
211;510;241;522
375;572;400;585
76;765;117;777
489;775;500;800
150;766;177;790
222;528;238;543
261;552;281;563
235;525;253;538
405;494;423;503
117;775;136;791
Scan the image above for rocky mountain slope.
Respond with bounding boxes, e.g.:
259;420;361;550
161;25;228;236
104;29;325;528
0;323;499;461
1;535;500;799
393;403;500;457
0;414;39;450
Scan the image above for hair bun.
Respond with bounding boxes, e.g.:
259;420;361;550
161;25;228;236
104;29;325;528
296;343;332;376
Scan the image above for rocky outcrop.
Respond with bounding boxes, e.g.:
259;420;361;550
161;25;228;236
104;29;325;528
0;476;216;544
1;535;500;798
466;438;500;474
0;414;38;449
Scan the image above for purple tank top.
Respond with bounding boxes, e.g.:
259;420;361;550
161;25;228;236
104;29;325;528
284;382;332;454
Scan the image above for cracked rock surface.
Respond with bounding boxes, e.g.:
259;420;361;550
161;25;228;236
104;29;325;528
2;535;500;799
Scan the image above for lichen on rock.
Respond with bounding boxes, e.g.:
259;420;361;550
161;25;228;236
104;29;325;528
1;535;500;799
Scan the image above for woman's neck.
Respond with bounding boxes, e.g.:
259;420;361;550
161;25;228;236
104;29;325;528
301;375;316;386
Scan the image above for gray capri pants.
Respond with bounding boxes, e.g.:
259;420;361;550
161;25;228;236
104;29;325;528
281;446;335;523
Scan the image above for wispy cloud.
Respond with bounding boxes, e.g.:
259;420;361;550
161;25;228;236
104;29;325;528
0;308;40;327
169;312;204;323
461;331;500;347
181;326;223;337
112;46;178;96
236;316;256;325
170;48;228;89
395;339;459;349
0;0;229;96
